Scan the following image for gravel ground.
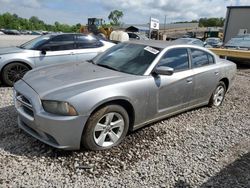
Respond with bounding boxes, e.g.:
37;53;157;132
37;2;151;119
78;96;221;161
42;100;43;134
0;35;37;47
0;67;249;187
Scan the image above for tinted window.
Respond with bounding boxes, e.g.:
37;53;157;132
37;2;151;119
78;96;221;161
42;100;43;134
158;48;189;71
191;49;211;68
128;33;139;39
76;35;103;49
40;34;75;51
208;54;214;64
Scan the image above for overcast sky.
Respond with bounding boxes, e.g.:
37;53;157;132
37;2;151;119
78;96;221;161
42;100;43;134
0;0;249;25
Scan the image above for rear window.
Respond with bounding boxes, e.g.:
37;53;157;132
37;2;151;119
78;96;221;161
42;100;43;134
191;49;214;68
76;35;103;49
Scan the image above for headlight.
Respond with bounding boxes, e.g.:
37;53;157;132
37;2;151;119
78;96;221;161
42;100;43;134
42;100;78;116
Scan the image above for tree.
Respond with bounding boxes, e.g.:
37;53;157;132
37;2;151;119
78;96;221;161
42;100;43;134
199;17;225;27
108;10;123;26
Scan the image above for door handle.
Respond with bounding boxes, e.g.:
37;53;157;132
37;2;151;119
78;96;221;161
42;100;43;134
70;52;75;55
186;78;193;84
215;71;219;75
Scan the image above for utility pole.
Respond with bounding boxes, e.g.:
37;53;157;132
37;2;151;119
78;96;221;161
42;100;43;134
164;15;166;33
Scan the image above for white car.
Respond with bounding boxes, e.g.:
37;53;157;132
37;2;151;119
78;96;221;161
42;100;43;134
0;33;115;86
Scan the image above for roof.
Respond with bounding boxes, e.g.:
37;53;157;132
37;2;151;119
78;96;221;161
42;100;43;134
227;6;250;9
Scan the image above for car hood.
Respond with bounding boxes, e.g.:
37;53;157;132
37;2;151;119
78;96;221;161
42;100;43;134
22;62;135;99
0;46;25;55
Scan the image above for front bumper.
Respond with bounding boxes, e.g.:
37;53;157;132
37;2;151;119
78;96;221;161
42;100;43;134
14;80;89;150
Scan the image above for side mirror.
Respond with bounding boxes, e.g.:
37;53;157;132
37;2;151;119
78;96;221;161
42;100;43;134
203;41;207;46
154;66;174;76
41;49;46;55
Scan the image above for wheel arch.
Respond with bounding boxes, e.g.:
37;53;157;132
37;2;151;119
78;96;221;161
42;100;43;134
1;60;33;74
88;98;135;132
219;77;229;91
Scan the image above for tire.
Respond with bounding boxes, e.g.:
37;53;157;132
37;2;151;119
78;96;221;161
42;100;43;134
2;62;30;87
208;81;226;107
82;105;129;150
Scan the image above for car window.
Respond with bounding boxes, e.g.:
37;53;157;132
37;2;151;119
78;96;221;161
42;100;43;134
191;49;212;68
40;34;75;51
208;54;215;64
20;35;52;49
76;35;103;49
128;33;139;39
93;43;162;75
158;48;189;71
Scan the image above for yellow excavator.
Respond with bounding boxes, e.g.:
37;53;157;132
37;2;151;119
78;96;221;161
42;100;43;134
80;18;113;39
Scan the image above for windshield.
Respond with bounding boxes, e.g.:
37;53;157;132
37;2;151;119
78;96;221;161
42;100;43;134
20;35;52;49
206;38;220;44
93;43;162;75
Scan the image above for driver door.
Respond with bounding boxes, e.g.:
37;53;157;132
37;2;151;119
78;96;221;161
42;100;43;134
154;48;194;116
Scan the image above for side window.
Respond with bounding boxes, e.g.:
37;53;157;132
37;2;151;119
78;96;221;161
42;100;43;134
76;35;103;49
208;54;215;64
191;49;210;68
158;48;189;71
40;34;75;51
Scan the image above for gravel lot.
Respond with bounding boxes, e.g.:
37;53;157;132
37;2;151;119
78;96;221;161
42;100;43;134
0;35;37;47
0;65;250;187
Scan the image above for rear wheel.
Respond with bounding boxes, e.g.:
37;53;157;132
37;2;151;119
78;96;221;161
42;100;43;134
2;62;30;86
82;105;129;150
208;81;226;107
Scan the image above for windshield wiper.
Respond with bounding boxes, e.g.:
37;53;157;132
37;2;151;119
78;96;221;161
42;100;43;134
96;64;119;71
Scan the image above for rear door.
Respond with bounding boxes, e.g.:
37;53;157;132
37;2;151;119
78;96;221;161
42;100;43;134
34;34;76;67
189;48;220;105
74;35;104;62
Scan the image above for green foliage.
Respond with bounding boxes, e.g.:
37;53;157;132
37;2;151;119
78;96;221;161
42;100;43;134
174;17;224;27
198;17;225;27
108;10;123;26
0;12;81;32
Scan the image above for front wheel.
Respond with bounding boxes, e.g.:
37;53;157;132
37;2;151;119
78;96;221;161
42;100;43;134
208;81;226;107
2;62;30;86
81;105;129;150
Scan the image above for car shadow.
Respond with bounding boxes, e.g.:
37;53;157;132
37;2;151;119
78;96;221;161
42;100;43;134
0;105;167;162
200;152;250;188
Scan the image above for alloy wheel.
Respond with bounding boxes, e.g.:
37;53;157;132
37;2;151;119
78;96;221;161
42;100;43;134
93;112;125;147
5;64;29;84
213;85;225;106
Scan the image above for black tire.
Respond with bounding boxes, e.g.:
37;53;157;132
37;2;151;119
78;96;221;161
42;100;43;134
208;81;226;107
2;62;30;87
82;105;129;150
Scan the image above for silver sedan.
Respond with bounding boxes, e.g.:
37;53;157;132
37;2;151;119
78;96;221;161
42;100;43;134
14;40;236;150
0;33;114;86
